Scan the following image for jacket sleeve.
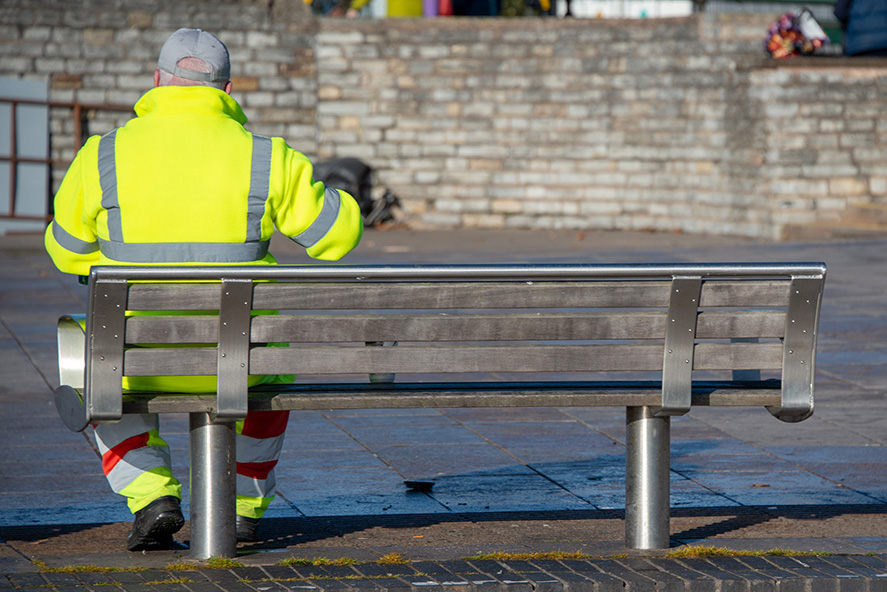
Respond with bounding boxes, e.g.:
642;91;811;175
44;139;101;276
269;139;363;261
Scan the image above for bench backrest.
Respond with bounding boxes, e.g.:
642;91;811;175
79;262;826;424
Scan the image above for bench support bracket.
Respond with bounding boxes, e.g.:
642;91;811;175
657;277;701;417
216;278;253;420
189;412;237;559
87;279;128;423
769;276;822;423
625;406;670;549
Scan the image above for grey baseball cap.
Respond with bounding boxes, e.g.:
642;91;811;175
157;28;230;84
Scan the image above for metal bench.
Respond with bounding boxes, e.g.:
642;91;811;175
53;262;826;559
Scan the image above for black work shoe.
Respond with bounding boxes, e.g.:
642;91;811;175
236;515;260;542
126;496;185;552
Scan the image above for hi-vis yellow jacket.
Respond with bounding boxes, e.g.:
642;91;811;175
45;85;362;275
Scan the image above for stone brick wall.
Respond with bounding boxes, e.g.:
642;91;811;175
314;16;775;236
314;17;887;239
3;0;887;239
750;65;887;233
1;0;318;192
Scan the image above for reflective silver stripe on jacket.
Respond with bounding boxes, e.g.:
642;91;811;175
98;238;270;263
98;131;123;242
247;135;272;242
291;186;341;248
52;221;99;254
95;130;272;263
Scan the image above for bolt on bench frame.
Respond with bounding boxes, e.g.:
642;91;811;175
54;262;826;558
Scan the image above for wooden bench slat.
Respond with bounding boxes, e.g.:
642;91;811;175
699;281;789;307
697;311;785;339
251;344;668;374
250;310;785;343
121;342;784;376
123;310;787;344
254;282;677;310
123;280;791;311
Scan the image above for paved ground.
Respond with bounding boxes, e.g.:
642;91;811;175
1;228;886;591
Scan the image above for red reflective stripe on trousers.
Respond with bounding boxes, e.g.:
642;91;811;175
240;410;290;439
236;459;279;480
102;432;150;475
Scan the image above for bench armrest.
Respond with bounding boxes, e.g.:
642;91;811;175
57;314;86;388
54;315;89;431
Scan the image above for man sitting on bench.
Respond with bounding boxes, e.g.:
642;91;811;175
44;28;363;551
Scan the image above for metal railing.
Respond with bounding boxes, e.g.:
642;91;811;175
0;97;131;222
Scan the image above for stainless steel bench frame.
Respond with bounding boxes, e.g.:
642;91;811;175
54;262;826;559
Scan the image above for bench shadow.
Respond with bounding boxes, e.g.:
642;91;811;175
0;522;122;543
239;503;887;552
2;504;883;553
670;503;887;543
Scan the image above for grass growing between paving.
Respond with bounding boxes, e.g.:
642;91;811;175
30;547;840;579
378;552;411;564
278;553;409;567
279;556;360;566
31;560;145;573
664;546;833;559
30;554;412;575
463;551;595;561
142;576;196;585
239;554;421;585
464;547;835;562
203;557;245;569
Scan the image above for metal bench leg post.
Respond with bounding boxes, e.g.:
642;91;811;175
189;412;237;559
625;406;670;549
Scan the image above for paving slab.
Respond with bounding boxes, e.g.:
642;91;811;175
1;229;886;591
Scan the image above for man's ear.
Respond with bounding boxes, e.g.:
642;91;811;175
153;70;161;88
225;80;232;94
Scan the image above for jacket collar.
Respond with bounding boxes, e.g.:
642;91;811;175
133;86;248;125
